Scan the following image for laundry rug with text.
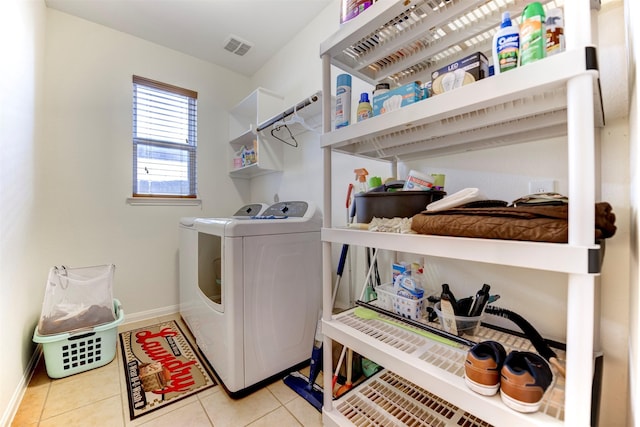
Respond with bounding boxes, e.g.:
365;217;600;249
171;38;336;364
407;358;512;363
119;320;216;420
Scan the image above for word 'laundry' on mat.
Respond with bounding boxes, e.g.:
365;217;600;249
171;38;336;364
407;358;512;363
119;320;216;420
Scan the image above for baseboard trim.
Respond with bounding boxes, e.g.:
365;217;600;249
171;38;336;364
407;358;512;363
2;346;42;426
121;304;180;326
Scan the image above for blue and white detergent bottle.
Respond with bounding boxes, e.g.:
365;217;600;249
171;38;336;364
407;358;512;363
492;11;520;74
394;271;424;300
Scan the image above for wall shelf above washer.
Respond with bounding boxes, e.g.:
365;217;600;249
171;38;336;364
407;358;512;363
228;88;285;179
229;90;324;179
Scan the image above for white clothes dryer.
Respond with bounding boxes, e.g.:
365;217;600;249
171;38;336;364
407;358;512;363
179;201;322;396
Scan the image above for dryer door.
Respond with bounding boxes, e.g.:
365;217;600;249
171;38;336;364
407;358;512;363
198;232;223;311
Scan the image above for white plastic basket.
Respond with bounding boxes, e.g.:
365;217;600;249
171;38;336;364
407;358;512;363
33;299;124;378
375;283;426;320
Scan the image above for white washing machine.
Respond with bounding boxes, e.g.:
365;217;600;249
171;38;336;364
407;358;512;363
179;201;322;396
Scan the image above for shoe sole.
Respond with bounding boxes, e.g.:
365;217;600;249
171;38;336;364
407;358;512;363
500;390;543;413
464;376;499;396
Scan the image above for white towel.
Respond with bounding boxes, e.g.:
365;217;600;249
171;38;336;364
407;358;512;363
426;187;488;211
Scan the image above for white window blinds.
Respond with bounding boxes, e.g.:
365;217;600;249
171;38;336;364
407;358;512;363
132;76;197;198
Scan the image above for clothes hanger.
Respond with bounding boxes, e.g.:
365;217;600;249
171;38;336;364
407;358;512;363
270;123;298;147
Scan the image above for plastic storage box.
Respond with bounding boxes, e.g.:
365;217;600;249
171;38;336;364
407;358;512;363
372;81;423;116
376;283;426;320
354;190;446;223
33;299;124;378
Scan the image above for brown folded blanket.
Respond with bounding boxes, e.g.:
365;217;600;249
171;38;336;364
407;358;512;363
410;202;616;243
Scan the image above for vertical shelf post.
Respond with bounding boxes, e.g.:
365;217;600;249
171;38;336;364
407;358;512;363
321;52;334;412
565;0;597;425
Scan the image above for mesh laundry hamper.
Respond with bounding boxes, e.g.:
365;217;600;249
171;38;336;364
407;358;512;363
37;264;116;336
33;264;123;378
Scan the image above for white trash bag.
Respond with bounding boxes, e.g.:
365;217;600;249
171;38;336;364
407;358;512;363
37;264;116;336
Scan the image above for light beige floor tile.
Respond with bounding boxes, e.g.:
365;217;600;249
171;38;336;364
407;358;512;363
246;406;302;427
122;393;200;426
41;360;121;419
39;395;124;427
9;419;38;427
11;382;50;426
285;396;323;427
29;355;52;387
195;383;221;400
199;387;280;427
267;379;299;404
136;400;212;427
12;355;52;425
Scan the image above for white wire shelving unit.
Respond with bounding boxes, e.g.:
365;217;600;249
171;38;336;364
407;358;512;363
319;0;604;426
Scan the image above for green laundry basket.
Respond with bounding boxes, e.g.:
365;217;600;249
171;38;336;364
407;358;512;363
33;299;124;378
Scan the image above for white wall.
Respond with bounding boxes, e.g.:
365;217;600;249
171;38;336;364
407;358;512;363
0;0;47;423
39;9;252;317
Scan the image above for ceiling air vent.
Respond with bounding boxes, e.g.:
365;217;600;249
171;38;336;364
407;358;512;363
223;35;253;56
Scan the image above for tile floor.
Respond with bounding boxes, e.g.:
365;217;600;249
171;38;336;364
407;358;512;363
11;313;324;427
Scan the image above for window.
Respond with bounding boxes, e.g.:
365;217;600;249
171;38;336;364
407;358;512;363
132;76;197;198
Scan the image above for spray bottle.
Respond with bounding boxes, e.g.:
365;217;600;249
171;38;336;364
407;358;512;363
336;74;352;129
519;2;546;66
545;8;565;56
354;168;369;193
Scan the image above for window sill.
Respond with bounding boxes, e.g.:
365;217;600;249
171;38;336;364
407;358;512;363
126;197;202;206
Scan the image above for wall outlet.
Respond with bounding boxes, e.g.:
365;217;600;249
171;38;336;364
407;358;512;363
528;180;555;194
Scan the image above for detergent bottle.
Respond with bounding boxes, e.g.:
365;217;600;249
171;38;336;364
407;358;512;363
356;92;373;122
492;11;519;74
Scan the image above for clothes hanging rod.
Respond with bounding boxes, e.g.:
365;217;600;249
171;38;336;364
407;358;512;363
256;92;321;132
